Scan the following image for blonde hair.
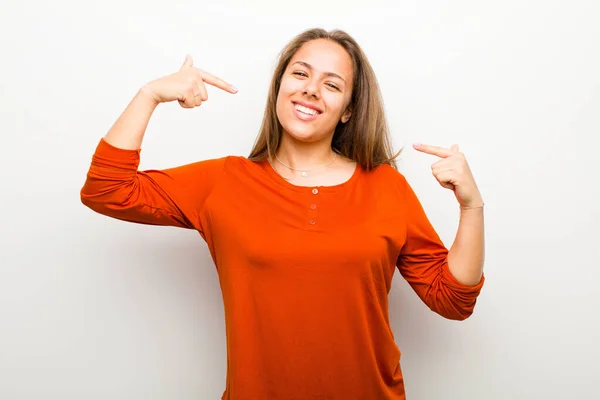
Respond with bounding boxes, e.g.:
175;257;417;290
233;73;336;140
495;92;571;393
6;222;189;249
248;27;402;171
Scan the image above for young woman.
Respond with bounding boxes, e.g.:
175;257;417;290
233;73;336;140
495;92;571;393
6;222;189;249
81;28;485;400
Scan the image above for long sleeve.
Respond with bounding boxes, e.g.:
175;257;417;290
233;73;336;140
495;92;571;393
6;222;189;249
396;176;485;321
80;137;227;234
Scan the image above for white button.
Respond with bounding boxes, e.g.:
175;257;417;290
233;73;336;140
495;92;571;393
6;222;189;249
312;188;319;195
309;220;316;225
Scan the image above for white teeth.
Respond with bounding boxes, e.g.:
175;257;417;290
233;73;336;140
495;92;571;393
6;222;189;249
295;103;319;116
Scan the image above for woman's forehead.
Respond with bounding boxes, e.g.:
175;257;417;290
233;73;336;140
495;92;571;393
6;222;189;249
289;40;353;80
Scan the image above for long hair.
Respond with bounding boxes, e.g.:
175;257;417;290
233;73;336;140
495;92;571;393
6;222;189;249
247;28;402;171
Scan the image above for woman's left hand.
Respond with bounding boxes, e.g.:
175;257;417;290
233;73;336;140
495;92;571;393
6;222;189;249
413;143;483;208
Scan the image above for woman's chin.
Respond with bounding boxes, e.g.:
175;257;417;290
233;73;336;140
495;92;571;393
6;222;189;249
283;124;325;143
285;131;320;143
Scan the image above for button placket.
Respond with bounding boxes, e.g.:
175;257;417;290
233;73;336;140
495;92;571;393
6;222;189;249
308;187;319;226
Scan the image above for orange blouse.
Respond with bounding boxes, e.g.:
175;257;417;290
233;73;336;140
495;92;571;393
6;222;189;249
80;138;485;399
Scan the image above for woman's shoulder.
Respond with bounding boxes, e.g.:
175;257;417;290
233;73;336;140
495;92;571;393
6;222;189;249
215;155;273;181
367;162;409;186
221;155;265;170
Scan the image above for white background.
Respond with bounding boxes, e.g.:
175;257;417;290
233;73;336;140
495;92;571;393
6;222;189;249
1;0;599;399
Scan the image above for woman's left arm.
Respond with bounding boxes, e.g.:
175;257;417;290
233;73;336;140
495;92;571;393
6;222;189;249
413;143;485;286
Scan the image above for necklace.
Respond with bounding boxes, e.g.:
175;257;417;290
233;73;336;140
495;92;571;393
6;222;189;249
274;152;337;177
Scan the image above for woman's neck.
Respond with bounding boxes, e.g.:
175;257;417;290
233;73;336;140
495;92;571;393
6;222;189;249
275;134;336;170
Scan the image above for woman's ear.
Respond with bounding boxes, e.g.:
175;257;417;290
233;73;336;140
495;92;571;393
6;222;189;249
341;107;352;124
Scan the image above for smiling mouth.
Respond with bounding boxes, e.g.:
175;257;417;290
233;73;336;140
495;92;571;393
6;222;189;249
293;102;322;116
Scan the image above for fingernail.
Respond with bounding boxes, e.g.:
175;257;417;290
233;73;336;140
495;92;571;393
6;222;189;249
231;86;238;93
413;143;421;148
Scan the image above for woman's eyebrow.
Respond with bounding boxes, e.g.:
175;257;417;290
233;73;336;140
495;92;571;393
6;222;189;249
291;61;346;84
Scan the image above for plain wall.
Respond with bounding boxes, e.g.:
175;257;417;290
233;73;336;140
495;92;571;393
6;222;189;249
1;0;599;399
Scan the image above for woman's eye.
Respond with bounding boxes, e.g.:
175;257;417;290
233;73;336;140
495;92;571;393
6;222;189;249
292;72;339;90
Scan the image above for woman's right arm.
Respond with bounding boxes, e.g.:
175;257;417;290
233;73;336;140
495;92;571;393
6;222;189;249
80;55;238;232
102;87;159;151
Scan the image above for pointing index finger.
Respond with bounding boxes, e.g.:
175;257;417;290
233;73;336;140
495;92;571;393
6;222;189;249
413;143;452;158
196;68;238;94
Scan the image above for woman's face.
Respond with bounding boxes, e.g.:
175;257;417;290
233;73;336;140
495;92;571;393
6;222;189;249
276;39;354;144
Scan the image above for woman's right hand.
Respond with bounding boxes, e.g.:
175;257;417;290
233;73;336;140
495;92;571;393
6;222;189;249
142;55;238;108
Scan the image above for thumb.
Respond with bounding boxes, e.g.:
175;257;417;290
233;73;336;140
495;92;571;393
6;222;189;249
181;54;193;70
450;144;459;152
